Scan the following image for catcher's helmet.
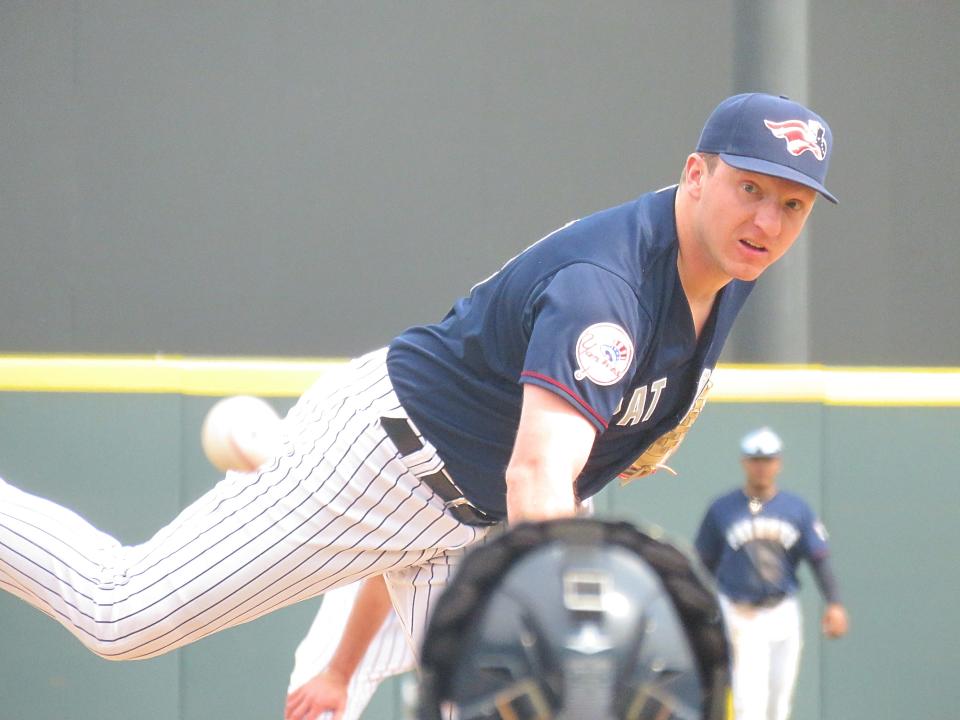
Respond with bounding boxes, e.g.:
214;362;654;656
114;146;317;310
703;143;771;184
418;519;731;720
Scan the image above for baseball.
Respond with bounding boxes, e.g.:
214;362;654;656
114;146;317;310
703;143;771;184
201;395;282;473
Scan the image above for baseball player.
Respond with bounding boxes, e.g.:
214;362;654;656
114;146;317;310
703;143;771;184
694;427;849;720
0;93;838;681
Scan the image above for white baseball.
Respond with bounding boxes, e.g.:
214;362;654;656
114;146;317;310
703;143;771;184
201;395;282;473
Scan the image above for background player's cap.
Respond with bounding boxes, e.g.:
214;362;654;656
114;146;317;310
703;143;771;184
740;426;783;458
697;92;838;204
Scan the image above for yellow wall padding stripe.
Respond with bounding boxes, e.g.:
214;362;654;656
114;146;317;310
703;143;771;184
711;365;960;406
0;355;343;397
1;355;959;406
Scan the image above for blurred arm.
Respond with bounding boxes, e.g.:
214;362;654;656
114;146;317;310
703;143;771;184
506;384;596;524
285;576;393;720
810;555;849;638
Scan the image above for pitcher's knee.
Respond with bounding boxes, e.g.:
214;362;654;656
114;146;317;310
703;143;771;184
76;618;176;661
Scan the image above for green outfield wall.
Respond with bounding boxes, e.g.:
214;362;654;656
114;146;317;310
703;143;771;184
1;358;958;720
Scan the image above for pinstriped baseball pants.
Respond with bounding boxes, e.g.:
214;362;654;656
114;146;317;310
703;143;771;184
0;348;490;661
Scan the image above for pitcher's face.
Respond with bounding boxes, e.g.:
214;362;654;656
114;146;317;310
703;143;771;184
692;159;817;282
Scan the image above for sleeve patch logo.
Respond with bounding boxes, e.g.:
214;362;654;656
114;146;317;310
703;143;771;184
573;323;634;386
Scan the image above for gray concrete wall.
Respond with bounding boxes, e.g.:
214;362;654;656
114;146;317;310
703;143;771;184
3;2;956;363
806;1;960;365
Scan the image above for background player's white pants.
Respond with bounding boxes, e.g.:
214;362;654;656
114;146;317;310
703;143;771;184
288;583;415;720
0;348;489;660
720;594;802;720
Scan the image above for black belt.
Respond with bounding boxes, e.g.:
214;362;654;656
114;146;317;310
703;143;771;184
379;417;499;527
742;593;787;609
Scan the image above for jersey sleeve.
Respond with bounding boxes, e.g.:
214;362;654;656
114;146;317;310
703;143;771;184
799;501;831;560
519;263;652;432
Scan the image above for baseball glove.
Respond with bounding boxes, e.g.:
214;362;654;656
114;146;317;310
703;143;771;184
618;378;713;484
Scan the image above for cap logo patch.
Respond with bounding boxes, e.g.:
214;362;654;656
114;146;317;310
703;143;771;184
764;118;827;161
574;323;633;386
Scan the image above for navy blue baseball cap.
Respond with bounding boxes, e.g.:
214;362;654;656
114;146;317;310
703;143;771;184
697;93;837;203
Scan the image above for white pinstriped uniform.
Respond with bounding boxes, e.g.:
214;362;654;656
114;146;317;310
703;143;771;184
0;348;489;661
288;583;416;720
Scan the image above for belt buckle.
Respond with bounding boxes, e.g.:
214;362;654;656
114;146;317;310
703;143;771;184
446;498;497;527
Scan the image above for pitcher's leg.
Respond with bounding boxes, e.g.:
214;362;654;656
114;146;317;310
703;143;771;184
0;475;130;626
382;540;485;667
0;350;475;660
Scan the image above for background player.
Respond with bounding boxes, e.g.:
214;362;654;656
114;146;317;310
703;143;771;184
0;93;838;681
694;427;849;720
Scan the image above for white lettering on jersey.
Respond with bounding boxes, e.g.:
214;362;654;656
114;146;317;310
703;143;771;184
640;377;667;422
615;386;646;425
615;377;668;426
725;517;801;551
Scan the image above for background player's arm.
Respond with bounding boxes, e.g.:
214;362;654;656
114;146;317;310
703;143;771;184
284;576;393;720
506;384;596;524
809;555;849;638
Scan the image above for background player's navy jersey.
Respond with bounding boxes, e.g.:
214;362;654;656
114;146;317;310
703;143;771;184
388;186;754;517
695;489;831;603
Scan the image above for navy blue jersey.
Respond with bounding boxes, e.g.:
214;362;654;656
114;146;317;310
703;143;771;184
388;186;754;518
694;489;830;603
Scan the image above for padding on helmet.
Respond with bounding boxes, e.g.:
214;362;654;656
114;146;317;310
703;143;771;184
418;519;731;720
